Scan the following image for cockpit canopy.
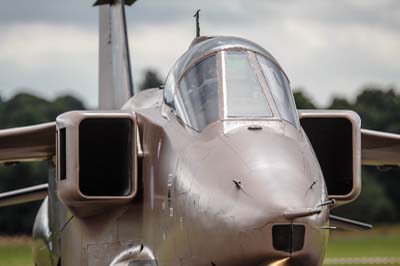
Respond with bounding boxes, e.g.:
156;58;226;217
164;36;299;132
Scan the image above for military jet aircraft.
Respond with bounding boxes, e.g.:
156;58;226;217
1;1;400;266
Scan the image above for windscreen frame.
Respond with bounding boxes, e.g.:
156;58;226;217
256;53;300;129
174;52;221;132
168;48;293;131
220;50;275;119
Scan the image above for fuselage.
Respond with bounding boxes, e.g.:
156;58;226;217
126;89;330;266
33;36;331;266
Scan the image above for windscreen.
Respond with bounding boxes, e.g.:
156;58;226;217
176;55;219;131
223;51;272;117
257;55;299;127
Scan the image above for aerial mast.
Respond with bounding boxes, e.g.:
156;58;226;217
193;9;201;37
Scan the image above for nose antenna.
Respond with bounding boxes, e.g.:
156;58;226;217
193;9;201;37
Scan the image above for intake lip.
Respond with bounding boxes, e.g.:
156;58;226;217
272;224;306;253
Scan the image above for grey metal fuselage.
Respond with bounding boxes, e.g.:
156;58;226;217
33;37;330;266
33;92;329;266
126;91;329;266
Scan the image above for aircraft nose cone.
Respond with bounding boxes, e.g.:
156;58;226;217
217;125;327;265
217;125;325;228
183;124;327;266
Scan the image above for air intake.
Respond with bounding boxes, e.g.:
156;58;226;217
272;224;305;253
298;110;361;205
79;118;133;197
56;111;137;217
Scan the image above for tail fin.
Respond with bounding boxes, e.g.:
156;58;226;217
95;0;137;109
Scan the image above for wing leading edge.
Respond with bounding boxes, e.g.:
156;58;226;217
361;129;400;166
0;122;56;163
0;184;48;207
0;122;55;207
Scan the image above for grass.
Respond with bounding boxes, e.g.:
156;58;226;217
326;225;400;258
0;226;399;266
0;236;32;266
324;225;400;265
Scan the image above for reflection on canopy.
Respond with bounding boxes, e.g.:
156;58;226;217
176;55;219;132
223;51;272;118
163;36;299;132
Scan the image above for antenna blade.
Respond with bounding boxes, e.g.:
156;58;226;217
98;0;134;109
193;9;201;37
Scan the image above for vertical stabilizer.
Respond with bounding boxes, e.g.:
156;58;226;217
96;0;136;109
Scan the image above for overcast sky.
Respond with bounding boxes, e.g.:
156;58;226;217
0;0;399;107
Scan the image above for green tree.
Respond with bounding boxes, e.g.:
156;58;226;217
138;69;163;92
0;92;85;234
293;90;316;109
332;172;397;223
294;85;400;223
329;86;400;222
0;93;49;129
2;84;400;235
329;97;352;110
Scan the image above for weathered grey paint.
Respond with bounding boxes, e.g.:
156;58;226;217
0;2;399;265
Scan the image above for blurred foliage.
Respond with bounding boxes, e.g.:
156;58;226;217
293;90;316;109
138;69;163;92
295;85;400;223
0;79;400;234
0;92;85;234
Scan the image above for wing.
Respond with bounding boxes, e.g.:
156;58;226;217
0;184;48;208
0;122;55;207
329;214;372;230
362;129;400;166
0;122;56;163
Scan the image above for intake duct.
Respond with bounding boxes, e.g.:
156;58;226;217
299;110;361;205
56;111;137;217
79;118;133;197
272;224;305;253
